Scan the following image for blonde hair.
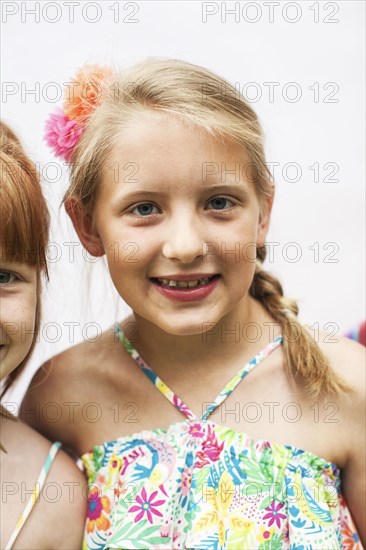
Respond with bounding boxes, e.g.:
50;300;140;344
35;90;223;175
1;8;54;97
64;58;348;398
0;122;50;399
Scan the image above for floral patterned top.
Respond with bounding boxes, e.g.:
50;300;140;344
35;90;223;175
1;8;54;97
81;324;362;550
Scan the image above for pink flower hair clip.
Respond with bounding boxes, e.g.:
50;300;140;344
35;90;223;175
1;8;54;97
44;64;112;162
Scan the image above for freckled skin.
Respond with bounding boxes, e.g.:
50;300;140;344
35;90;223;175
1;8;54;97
0;240;86;549
0;242;37;380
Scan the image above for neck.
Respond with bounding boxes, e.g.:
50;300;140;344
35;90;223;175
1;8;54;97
121;296;280;376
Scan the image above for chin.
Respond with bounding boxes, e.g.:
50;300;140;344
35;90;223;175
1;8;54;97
155;314;220;338
167;325;208;337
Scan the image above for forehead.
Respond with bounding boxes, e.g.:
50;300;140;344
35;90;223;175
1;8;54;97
102;112;253;190
0;242;35;274
0;231;40;267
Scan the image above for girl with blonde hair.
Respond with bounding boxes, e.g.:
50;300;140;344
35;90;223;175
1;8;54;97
23;59;364;549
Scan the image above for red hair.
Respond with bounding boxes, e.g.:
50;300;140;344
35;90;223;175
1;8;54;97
0;122;50;397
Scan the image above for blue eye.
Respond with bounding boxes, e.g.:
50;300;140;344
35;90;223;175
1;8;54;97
207;197;234;210
131;203;159;216
0;271;16;285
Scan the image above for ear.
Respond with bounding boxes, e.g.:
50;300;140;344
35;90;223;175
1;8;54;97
256;190;274;248
65;199;105;257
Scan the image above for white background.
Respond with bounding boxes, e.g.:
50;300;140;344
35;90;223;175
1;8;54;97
1;0;365;404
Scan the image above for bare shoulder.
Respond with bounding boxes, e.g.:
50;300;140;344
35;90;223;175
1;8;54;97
20;338;95;441
316;329;366;391
315;332;366;543
24;335;105;398
0;420;86;549
34;441;87;549
20;332;102;440
20;322;137;448
23;322;134;396
314;330;365;455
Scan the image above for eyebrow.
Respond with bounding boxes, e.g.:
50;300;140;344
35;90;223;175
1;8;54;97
112;184;251;204
0;260;34;274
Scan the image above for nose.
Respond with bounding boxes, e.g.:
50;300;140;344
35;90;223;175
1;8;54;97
162;211;205;264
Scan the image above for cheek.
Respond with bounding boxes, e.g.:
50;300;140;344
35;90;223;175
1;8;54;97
2;292;37;341
215;220;258;267
105;232;157;274
105;246;139;281
24;293;37;332
100;223;138;260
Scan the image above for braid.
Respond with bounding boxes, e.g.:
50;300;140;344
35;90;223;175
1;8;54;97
250;246;350;399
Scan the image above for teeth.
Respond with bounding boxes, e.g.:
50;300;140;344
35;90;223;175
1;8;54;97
157;276;213;288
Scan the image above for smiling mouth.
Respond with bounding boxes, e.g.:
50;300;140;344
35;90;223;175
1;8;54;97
150;274;220;289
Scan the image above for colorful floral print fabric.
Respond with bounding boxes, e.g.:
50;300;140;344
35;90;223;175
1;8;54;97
81;325;362;549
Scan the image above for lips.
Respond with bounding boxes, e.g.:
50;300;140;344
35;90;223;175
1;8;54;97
152;275;218;289
150;274;220;289
150;274;220;302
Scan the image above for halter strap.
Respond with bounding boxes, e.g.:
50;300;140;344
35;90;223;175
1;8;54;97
201;335;283;421
115;323;283;422
5;441;61;550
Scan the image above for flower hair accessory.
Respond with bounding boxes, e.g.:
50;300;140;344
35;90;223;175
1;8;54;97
44;64;112;162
